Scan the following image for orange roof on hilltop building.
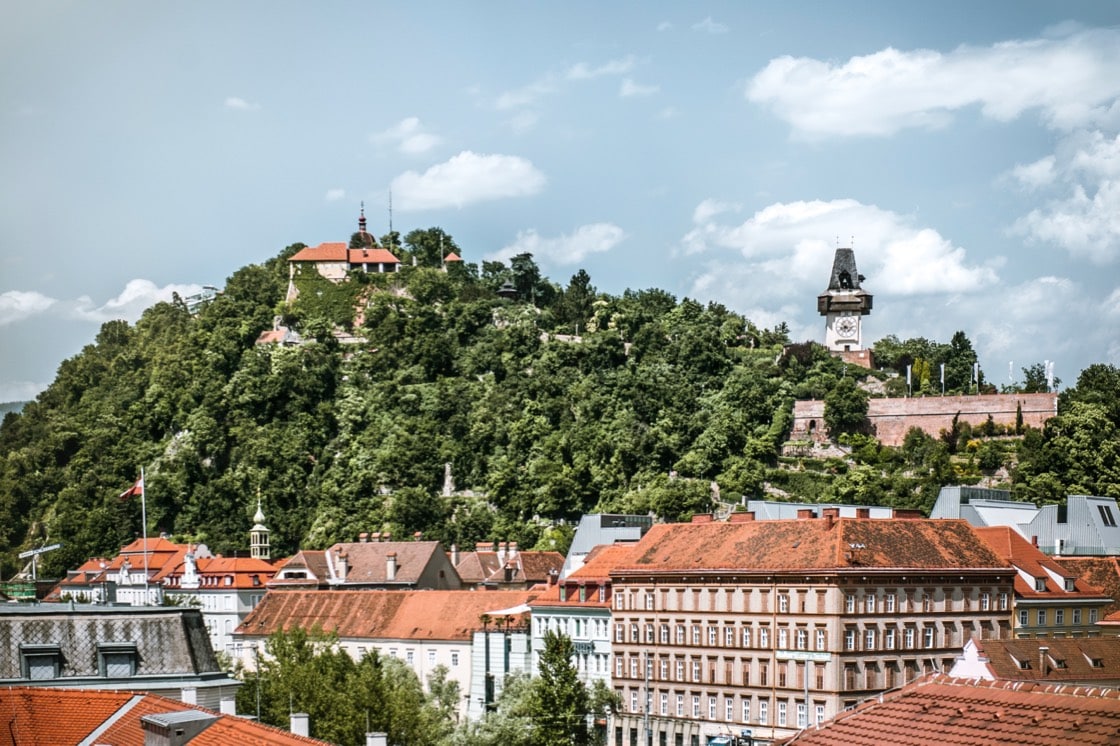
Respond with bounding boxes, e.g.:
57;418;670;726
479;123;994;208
237;589;540;641
780;673;1120;746
348;246;399;264
289;242;349;262
444;251;462;262
972;526;1108;599
615;518;1012;575
0;687;329;746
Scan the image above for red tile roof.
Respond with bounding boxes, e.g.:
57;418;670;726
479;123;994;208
237;589;541;640
615;518;1011;575
531;543;639;609
1059;556;1120;615
968;637;1120;682
348;247;400;265
781;674;1120;746
972;526;1108;599
161;555;278;590
0;687;329;746
289;242;349;262
444;252;462;262
326;540;449;585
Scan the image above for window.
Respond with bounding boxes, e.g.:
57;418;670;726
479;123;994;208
980;592;991;611
708;696;716;720
21;644;61;680
845;595;856;613
1055;609;1065;625
631;624;639;642
816;629;826;651
759;627;770;648
1037;610;1047;626
725;627;735;647
885;594;896;613
1099;504;1117;527
1091;609;1099;624
1073;608;1083;625
844;628;856;650
660;659;668;680
676;625;685;644
865;628;876;651
999;592;1009;610
692;625;701;645
778;702;787;727
1064;578;1075;592
778;628;789;649
742;699;751;723
726;697;734;722
631;692;638;713
797;703;807;728
904;628;915;649
1035;578;1047;592
646;592;655;610
451;651;459;666
616;624;625;642
759;701;768;725
616;658;624;677
742;627;752;648
760;662;768;686
406;650;415;665
885;628;896;650
1019;610;1029;627
676;660;684;681
98;643;138;678
796;629;808;650
661;624;670;644
661;693;668;716
923;627;934;649
630;658;638;678
427;650;436;666
691;660;700;682
779;594;790;613
676;694;684;716
708;627;717;646
692;696;700;718
816;704;826;725
646;624;654;643
865;595;876;614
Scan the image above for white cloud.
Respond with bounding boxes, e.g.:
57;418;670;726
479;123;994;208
1010;156;1056;190
693;17;729;34
566;56;637;81
391;151;546;211
657;21;673;32
487;223;626;265
324;188;346;202
683;198;998;296
746;27;1120;138
371;117;443;155
224;96;260;111
620;79;659;98
1012;130;1120;263
69;279;206;323
496;79;557;111
0;290;56;326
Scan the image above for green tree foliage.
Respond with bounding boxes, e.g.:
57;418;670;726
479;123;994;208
236;627;455;745
823;377;869;437
531;630;592;746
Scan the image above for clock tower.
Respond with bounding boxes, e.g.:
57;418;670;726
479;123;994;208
818;247;873;360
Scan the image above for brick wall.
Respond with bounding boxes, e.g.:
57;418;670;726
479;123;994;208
791;393;1057;447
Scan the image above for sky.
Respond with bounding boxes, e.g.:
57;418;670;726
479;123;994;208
3;1;1120;402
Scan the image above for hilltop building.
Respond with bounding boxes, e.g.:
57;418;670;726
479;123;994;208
285;208;400;302
608;513;1015;744
817;247;873;368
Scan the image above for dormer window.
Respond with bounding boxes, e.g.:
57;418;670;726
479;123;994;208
1035;578;1047;592
98;642;138;678
1064;578;1075;592
20;644;62;680
1098;505;1118;527
1016;657;1031;670
1050;656;1067;669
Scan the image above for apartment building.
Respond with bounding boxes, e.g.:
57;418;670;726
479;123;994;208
609;512;1015;745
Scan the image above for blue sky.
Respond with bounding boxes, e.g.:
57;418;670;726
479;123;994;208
2;1;1119;401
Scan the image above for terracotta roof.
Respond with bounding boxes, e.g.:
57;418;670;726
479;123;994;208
780;673;1120;746
237;589;540;640
327;540;446;585
444;252;462;262
570;543;640;580
269;549;330;588
972;526;1108;599
289;242;348;262
455;548;563;586
161;555;278;589
971;637;1120;682
0;687;330;746
1059;556;1120;615
348;247;400;264
615;518;1011;575
531;544;639;610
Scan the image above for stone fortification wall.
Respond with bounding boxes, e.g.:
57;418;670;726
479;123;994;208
790;392;1058;447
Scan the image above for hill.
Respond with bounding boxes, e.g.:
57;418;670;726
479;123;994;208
0;234;1116;578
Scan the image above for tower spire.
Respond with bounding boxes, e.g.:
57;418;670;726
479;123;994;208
358;201;368;236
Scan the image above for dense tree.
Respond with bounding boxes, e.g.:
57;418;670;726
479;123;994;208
531;631;592;746
823;377;870;437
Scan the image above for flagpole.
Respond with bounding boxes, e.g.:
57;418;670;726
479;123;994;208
141;466;149;605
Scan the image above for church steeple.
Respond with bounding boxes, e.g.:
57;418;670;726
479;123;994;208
250;494;270;561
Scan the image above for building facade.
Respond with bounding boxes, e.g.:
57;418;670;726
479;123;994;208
609;514;1015;745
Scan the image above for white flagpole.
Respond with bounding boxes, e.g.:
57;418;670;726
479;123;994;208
141;466;149;604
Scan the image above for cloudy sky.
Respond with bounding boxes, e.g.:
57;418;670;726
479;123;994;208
2;2;1119;401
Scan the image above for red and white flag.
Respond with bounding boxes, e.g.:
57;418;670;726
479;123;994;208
119;475;144;500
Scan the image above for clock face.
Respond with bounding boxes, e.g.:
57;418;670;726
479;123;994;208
835;316;858;337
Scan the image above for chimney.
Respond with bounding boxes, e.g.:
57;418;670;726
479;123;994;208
337;550;348;582
451;543;460;566
371;532;381;542
1032;535;1039;547
856;508;870;519
476;541;493;553
1039;645;1049;676
548;568;559;586
386;552;398;581
383;532;392;542
291;713;310;737
729;511;755;523
359;532;369;543
219;697;237;716
691;513;714;523
498;541;508;566
503;562;515;583
508;541;518;559
797;509;814;519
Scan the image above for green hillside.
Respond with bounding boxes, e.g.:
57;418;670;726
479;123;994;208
1;232;1116;578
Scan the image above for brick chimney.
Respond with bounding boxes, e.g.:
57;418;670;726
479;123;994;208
359;532;369;543
386;552;398;581
797;509;814;519
337;550;348;582
729;512;755;523
856;508;870;519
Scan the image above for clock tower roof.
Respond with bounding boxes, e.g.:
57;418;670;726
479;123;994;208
818;247;873;316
